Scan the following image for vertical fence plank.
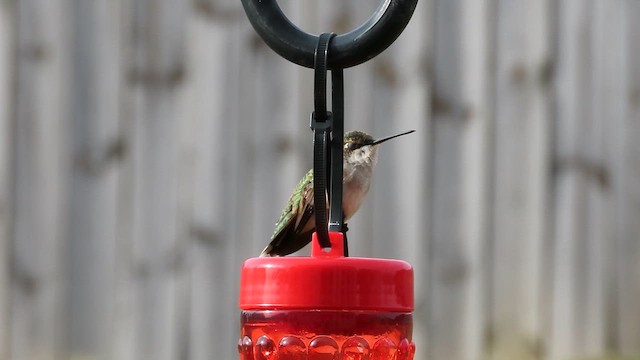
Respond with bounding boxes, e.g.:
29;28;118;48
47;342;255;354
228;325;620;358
11;0;72;359
182;12;231;360
550;0;621;357
427;1;491;359
585;0;626;356
66;0;123;358
550;1;592;357
0;0;14;358
489;1;551;359
113;2;137;359
121;0;189;358
616;0;640;355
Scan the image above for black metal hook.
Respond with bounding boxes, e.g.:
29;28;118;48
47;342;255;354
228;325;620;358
240;0;419;69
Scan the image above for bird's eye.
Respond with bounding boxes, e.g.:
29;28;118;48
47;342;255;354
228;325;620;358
345;143;359;151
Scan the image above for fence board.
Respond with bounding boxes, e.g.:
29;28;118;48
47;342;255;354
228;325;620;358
66;0;124;358
616;0;640;355
111;2;137;358
551;0;593;357
548;1;630;358
427;1;491;359
183;13;232;360
122;0;189;359
489;1;551;359
11;0;72;359
586;0;626;356
0;1;14;359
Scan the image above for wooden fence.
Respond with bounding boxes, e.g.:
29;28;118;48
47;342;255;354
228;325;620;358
0;0;638;359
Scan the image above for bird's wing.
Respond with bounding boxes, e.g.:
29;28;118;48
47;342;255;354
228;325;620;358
273;169;313;236
292;173;315;234
260;170;315;256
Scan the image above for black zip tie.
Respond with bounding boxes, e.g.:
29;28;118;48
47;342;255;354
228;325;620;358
329;70;344;233
310;33;335;250
333;69;349;256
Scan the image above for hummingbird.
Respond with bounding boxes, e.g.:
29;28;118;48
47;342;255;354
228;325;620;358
260;129;415;257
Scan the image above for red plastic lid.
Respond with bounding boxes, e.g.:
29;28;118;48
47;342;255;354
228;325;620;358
239;232;414;311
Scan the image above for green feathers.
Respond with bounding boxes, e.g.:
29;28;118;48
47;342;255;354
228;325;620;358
272;169;313;238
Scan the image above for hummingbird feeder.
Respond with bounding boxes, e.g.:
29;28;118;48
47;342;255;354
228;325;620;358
238;1;418;359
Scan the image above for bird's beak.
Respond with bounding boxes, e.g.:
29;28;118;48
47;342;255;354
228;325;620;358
371;130;416;146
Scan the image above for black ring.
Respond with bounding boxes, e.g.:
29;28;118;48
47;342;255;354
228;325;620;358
241;0;419;69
